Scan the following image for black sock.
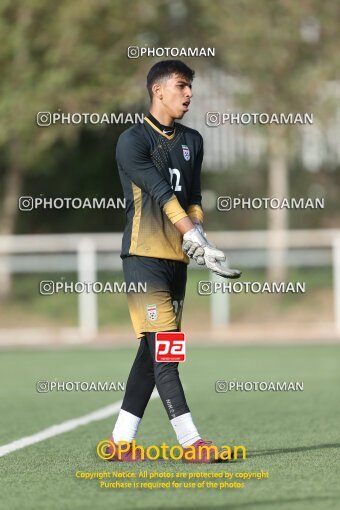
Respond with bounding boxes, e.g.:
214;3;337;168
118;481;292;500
145;332;190;420
121;337;155;418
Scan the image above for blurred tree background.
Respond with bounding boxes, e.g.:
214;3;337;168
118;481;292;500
1;0;340;283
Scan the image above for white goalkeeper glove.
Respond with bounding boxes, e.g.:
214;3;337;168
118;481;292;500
182;226;241;279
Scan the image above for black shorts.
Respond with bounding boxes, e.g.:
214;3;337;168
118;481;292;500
122;256;187;339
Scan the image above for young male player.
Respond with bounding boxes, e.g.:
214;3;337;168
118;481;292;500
108;60;240;463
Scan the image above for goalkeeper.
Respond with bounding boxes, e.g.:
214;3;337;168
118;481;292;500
109;60;241;463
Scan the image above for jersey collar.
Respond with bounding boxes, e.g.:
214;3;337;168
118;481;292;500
144;114;176;140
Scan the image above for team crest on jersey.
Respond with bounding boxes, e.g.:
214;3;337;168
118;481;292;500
182;144;190;161
147;304;157;321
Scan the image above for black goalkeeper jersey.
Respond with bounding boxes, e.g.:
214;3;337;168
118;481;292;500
116;115;204;263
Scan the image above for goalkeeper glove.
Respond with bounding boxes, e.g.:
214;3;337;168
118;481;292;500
182;226;241;279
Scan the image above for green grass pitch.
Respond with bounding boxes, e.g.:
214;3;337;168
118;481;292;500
1;345;339;510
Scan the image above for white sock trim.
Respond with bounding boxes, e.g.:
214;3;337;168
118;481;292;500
112;409;141;443
170;412;201;447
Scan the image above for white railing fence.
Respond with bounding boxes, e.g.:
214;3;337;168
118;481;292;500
0;230;339;343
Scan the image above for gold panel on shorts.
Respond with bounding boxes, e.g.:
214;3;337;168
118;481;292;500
127;286;183;339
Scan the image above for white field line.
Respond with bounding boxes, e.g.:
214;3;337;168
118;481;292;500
0;392;159;458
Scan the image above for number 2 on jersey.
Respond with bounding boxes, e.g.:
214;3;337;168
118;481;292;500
169;168;182;191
